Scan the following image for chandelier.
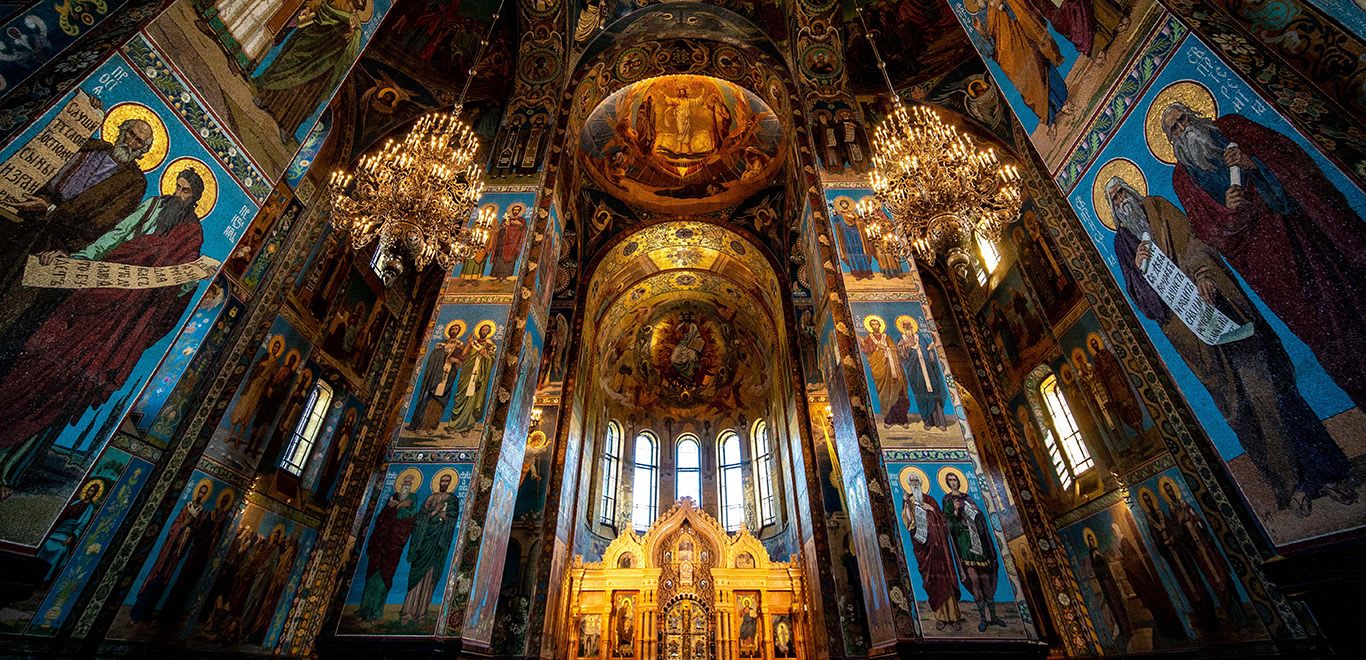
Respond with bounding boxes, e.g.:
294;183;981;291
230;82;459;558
326;2;505;274
327;112;491;272
855;10;1023;262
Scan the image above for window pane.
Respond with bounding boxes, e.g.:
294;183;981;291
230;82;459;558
632;432;657;531
600;421;622;525
751;421;775;525
676;436;701;504
719;432;743;531
280;381;333;476
1039;376;1093;484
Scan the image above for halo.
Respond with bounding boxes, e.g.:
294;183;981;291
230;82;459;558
101;102;169;172
507;202;526;217
861;314;887;334
1090;158;1148;232
832;195;855;214
267;335;285;356
357;0;375;23
216;488;237;507
1157;476;1183;504
1085;332;1106;355
270;522;287;538
473;320;497;337
898;465;930;495
80;478;106;501
1082;527;1098;549
1144;81;1218;165
160;157;219;218
432;467;461;492
395;467;424;492
444;319;468;339
964;0;985;13
1070;347;1088;367
1136;487;1160;510
894;314;918;335
284;348;302;367
192;477;214;498
528;429;548;449
937;465;968;494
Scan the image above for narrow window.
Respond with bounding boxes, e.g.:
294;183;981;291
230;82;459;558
977;232;1001;273
600;420;622;525
718;430;745;531
751;420;776;526
676;434;702;505
632;431;658;531
1039;375;1094;486
280;381;335;476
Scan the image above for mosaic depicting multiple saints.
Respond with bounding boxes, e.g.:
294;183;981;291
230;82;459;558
0;56;255;551
338;463;470;635
1068;41;1366;545
889;462;1024;638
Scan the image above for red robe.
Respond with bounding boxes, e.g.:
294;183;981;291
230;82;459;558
1172;115;1366;407
905;494;959;610
0;220;203;447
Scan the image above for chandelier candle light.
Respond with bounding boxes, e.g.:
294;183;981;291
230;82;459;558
855;8;1023;262
327;1;506;273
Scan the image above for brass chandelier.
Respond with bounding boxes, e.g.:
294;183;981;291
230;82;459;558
326;2;505;274
855;9;1023;262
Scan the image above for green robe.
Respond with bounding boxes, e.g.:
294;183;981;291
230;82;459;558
253;2;365;136
450;336;495;433
406;491;458;585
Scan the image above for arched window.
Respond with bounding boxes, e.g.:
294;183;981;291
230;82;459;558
676;434;701;505
632;431;658;531
1038;375;1093;487
280;380;334;476
750;420;776;526
718;430;744;531
600;420;623;525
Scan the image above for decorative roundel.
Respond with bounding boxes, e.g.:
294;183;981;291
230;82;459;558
803;0;840;14
519;46;563;85
615;45;653;83
712;46;745;80
525;0;561;18
800;43;844;80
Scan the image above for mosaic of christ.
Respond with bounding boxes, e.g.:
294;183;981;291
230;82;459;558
580;75;784;214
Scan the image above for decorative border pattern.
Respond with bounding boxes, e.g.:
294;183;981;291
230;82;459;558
1054;15;1188;192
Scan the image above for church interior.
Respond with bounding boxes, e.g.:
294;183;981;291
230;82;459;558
0;1;1363;658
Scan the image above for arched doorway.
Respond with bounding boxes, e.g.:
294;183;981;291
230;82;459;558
662;595;711;659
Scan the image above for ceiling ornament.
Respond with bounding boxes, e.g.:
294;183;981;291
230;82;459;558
327;1;509;276
856;7;1022;263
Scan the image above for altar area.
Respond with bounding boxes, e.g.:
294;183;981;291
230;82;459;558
565;500;807;659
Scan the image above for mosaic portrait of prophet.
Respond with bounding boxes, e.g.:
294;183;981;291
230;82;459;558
579;74;784;213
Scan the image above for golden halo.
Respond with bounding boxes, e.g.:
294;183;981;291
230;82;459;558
432;467;461;492
832;195;855;213
937;466;968;493
444;319;468;339
159;157;219;218
1144;80;1218;165
270;522;287;538
395;467;424;492
528;429;548;449
898;465;930;495
964;0;985;13
1082;527;1098;549
473;320;497;337
80;478;106;501
192;477;214;498
507;202;526;217
216;488;237;508
1157;476;1183;504
101;102;169;172
284;348;302;367
1085;332;1106;355
1090;158;1148;232
1070;347;1088;367
861;314;887;334
267;335;285;356
894;314;918;335
1136;487;1160;510
357;0;375;23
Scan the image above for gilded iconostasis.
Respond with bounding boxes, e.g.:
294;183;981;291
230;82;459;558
0;1;1362;659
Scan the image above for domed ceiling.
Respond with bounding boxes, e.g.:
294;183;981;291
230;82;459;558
586;222;782;414
579;74;785;214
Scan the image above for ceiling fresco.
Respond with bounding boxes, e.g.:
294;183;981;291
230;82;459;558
842;0;977;93
579;74;785;214
593;271;777;413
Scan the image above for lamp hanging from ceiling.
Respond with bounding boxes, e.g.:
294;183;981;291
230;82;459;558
854;8;1023;263
326;1;506;275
